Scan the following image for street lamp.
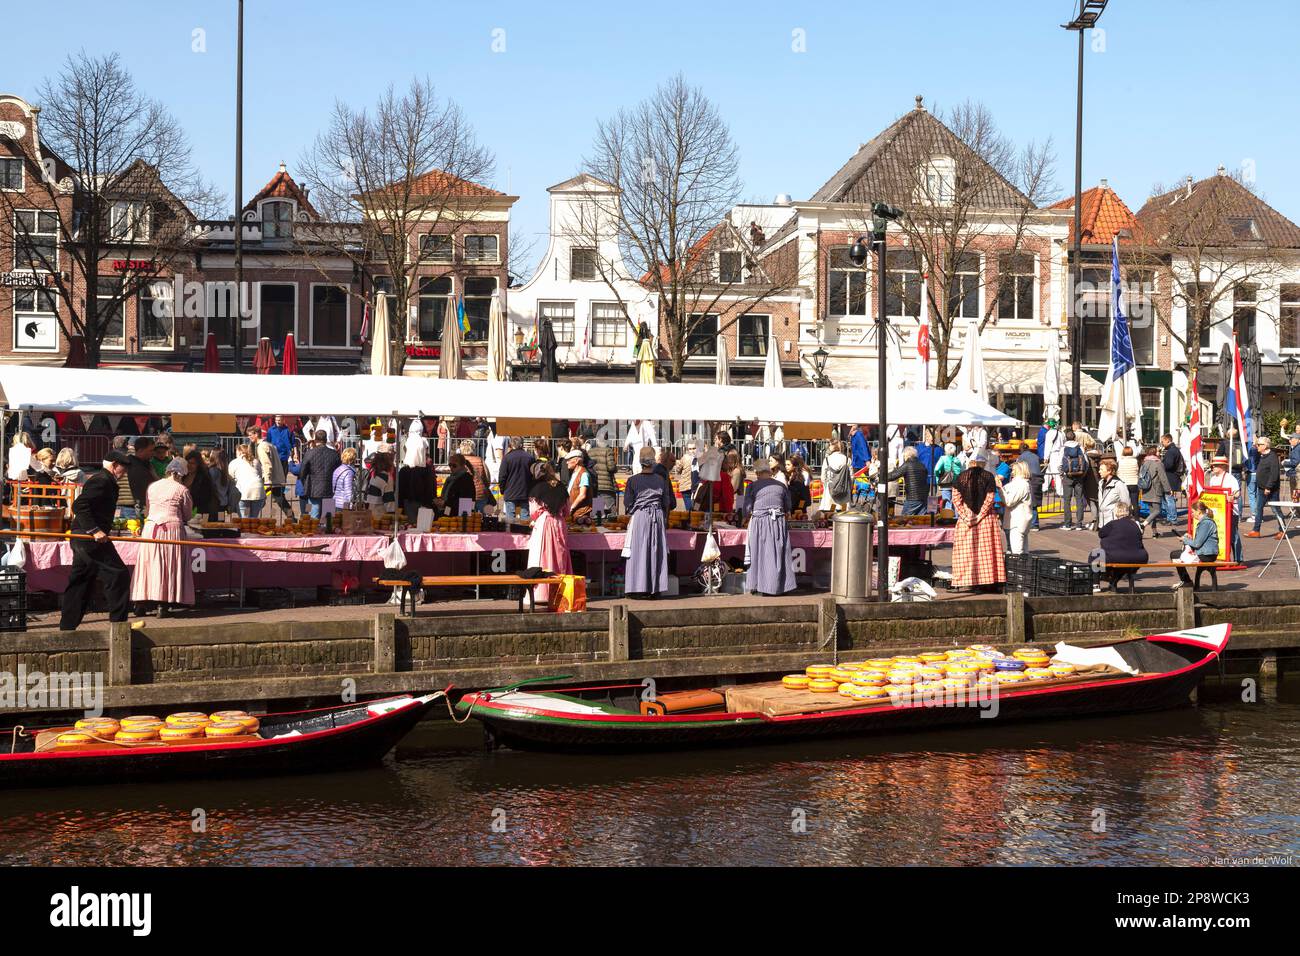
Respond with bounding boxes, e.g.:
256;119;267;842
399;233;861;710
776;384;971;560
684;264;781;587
1062;0;1108;426
233;0;244;373
811;346;830;387
1283;354;1300;415
849;200;903;603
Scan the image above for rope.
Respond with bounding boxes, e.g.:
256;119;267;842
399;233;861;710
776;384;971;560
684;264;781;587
442;691;478;725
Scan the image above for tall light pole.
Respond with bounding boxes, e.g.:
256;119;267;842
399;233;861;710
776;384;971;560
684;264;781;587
233;0;245;372
850;201;903;603
1062;0;1108;426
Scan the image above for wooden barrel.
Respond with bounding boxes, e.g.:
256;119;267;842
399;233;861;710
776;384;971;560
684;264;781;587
2;505;68;533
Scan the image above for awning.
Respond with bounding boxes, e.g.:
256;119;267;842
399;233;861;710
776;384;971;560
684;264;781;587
984;360;1102;397
0;365;1019;426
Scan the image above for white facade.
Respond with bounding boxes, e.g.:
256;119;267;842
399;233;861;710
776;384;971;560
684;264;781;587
507;174;657;367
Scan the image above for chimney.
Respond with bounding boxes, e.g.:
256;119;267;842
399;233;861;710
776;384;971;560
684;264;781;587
1217;164;1227;176
1100;178;1108;190
1185;175;1193;197
279;162;287;174
915;94;925;112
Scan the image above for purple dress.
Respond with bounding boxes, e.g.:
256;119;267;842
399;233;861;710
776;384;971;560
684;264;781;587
744;477;796;594
622;472;671;595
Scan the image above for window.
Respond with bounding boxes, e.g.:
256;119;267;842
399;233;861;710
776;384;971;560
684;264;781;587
370;233;400;263
110;201;150;241
591;302;627;348
462;276;495;342
922;156;956;204
687;314;718;356
1281;285;1300;350
139;280;174;349
13;288;58;351
13;210;58;270
261;200;293;239
464;235;499;263
996;253;1035;321
827;246;869;316
539;301;575;346
1079;264;1110;365
1140;387;1164;444
311;285;349;347
205;281;253;348
419;234;453;263
0;157;22;191
417;276;451;342
98;276;125;349
571;247;598;281
718;251;743;284
949;252;980;320
885;249;921;319
1232;283;1257;349
1183;282;1213;351
1125;268;1155;367
373;276;399;333
259;283;296;346
739;313;769;357
1228;217;1260;241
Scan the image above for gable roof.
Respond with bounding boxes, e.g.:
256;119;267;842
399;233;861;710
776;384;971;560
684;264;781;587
809;99;1030;208
244;164;318;217
1048;181;1142;246
405;169;509;199
1135;171;1300;250
547;172;615;193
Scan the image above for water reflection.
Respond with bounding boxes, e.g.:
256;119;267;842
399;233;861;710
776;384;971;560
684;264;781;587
2;699;1297;866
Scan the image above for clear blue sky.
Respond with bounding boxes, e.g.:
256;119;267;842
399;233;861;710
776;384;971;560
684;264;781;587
8;0;1298;278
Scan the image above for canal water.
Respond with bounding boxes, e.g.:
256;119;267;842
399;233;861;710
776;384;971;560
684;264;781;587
2;688;1298;866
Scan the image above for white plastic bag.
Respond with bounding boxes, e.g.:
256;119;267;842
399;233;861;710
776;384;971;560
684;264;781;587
701;530;721;564
3;537;26;568
890;576;936;603
1178;546;1198;564
377;538;407;570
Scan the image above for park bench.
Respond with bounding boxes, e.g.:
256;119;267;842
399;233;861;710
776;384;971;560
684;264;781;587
1099;561;1246;594
374;574;567;616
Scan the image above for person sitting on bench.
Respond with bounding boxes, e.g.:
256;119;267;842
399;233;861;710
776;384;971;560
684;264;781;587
1099;503;1147;590
1172;500;1219;591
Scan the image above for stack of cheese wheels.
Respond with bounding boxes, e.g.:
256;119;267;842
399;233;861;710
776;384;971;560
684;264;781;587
73;717;121;739
160;723;206;740
205;720;248;737
210;711;260;734
116;716;163;741
782;674;811;689
807;678;839;694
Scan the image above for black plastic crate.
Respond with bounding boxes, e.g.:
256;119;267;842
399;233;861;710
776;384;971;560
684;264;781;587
1004;552;1037;594
1035;558;1097;596
0;568;26;632
0;567;25;596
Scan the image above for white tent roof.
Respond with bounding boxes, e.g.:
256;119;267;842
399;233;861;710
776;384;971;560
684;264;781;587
0;365;1018;426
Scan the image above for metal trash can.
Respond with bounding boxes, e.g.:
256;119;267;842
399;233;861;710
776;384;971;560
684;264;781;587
831;511;875;604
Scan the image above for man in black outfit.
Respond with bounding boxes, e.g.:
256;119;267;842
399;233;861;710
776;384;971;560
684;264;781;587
498;436;535;521
60;451;133;632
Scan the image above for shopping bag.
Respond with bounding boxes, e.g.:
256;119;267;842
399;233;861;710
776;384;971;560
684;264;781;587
1178;546;1198;564
2;537;26;568
548;574;588;613
377;538;407;570
701;530;721;564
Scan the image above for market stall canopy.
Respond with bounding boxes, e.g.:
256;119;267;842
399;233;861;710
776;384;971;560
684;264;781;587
0;366;1019;426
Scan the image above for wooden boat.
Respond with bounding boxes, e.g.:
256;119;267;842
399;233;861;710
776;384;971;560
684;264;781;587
0;693;442;789
457;625;1231;753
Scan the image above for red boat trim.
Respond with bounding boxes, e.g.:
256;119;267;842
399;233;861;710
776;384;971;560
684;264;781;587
0;696;429;763
464;629;1229;727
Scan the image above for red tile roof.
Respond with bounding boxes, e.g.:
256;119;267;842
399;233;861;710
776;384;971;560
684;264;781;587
244;165;317;217
379;169;508;199
1048;182;1141;245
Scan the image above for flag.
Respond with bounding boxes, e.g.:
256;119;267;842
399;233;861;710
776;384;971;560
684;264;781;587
915;274;930;390
1180;373;1206;506
1225;329;1254;447
1096;237;1142;444
457;295;469;335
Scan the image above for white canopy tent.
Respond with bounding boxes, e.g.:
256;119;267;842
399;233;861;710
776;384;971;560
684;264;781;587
0;365;1019;427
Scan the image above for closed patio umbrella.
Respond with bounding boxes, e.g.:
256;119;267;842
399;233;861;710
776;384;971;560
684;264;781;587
281;332;299;375
954;319;988;403
486;292;507;382
1044;326;1062;419
369;295;391;376
440;293;463;380
714;332;729;386
202;332;220;373
253;337;275;375
762;328;783;389
635;331;655;385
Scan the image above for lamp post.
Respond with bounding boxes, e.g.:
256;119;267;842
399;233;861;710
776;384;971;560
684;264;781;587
1284;355;1300;416
850;201;903;603
1062;0;1108;426
232;0;245;373
811;346;830;388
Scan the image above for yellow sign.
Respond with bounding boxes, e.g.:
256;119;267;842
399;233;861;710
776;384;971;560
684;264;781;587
171;414;236;433
1195;488;1233;562
781;421;835;440
496;417;553;436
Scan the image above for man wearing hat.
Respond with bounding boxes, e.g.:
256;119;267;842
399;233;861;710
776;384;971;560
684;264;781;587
60;451;133;631
1204;454;1243;562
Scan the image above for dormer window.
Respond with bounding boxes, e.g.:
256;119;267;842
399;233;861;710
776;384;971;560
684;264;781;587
110;201;150;241
922;156;956;205
261;200;294;239
718;251;743;284
1228;217;1260;241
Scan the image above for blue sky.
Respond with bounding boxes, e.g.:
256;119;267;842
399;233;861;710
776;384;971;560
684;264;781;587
8;1;1298;278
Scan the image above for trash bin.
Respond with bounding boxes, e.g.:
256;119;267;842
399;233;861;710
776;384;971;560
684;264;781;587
831;511;875;604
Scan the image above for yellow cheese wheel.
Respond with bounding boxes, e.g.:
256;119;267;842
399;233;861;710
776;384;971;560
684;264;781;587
919;652;948;663
115;727;160;741
205;720;248;737
166;712;209;725
1048;663;1077;677
74;717;120;734
886;670;919;684
159;724;205;740
866;658;895;669
120;715;161;727
830;668;856;684
917;667;944;681
56;732;95;747
782;674;811;689
807;678;839;693
806;665;836;679
994;672;1027;684
1024;668;1055;680
851;671;889;687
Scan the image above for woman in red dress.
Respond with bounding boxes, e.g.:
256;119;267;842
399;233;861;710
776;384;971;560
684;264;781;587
951;453;1005;591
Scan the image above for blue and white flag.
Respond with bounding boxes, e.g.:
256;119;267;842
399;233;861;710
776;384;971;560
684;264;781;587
1097;237;1143;445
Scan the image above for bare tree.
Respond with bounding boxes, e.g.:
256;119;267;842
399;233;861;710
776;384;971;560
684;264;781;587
0;52;222;367
844;100;1057;388
1129;170;1288;379
580;74;802;381
298;79;496;374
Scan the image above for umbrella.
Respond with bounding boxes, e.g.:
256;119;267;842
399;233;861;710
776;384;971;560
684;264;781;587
1043;327;1062;418
202;332;220;373
439;293;463;380
369;294;391;376
1215;343;1233;431
762;328;783;389
635;335;655;384
486;292;507;382
539;317;560;383
955;319;988;402
281;332;299;375
253;337;275;375
714;332;729;386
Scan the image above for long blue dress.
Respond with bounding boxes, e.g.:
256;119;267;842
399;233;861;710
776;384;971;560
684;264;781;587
623;471;673;595
744;476;796;594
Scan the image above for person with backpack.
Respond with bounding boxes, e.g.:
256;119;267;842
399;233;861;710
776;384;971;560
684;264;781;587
1160;433;1184;528
934;442;963;511
1137;445;1173;536
819;440;852;513
1060;430;1091;530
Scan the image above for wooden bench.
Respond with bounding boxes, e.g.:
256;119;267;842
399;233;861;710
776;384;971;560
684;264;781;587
1100;561;1246;594
374;574;567;615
